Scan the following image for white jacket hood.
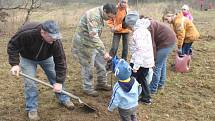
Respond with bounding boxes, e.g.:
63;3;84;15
134;18;151;30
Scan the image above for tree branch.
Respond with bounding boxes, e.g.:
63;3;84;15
23;0;41;24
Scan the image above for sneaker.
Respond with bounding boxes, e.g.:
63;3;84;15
139;99;152;105
158;85;164;90
95;84;112;91
83;90;99;97
28;111;40;121
150;90;157;96
62;100;75;110
158;86;165;94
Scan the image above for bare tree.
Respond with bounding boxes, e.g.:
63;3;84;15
23;0;41;23
0;11;9;22
0;0;41;24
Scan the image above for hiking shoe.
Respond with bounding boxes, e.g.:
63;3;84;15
95;84;112;91
62;100;75;110
158;86;165;94
158;85;164;90
150;90;157;96
28;111;40;121
84;90;99;97
139;99;152;105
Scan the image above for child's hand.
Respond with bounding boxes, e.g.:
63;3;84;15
132;68;138;73
132;65;139;73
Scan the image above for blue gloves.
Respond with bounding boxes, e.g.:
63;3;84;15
105;56;120;72
112;56;119;72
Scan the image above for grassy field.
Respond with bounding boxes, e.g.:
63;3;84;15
0;2;215;121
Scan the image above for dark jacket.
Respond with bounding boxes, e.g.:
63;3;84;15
148;20;176;57
7;22;67;84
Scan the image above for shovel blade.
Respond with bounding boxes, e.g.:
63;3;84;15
80;103;97;113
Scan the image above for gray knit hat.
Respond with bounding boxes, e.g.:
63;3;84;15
41;20;62;40
120;0;127;3
125;11;139;26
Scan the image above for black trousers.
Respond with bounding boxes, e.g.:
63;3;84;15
130;63;151;101
109;33;129;60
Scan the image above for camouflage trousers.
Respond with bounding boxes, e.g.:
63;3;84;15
74;48;107;92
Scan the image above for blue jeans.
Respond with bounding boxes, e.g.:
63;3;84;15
109;33;129;60
149;45;175;93
182;43;193;55
20;57;70;112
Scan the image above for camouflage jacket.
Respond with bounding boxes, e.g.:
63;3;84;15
73;6;105;54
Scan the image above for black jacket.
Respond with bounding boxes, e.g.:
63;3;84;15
7;22;67;83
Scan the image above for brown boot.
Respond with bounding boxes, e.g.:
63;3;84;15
95;84;112;91
28;111;40;121
62;100;75;110
83;90;99;97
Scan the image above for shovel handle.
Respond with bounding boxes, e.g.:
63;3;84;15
20;72;53;88
19;72;83;103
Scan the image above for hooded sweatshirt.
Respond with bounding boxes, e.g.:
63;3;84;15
130;18;154;70
108;77;141;111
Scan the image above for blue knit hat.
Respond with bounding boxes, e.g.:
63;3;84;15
114;59;132;80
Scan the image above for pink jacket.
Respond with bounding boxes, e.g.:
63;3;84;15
183;12;193;21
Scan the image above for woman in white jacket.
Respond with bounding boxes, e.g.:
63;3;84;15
125;11;154;104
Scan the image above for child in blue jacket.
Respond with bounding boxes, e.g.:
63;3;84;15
108;58;141;121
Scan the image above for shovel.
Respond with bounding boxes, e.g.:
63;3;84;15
19;72;96;112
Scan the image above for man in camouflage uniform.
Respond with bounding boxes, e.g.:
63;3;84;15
73;3;117;97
